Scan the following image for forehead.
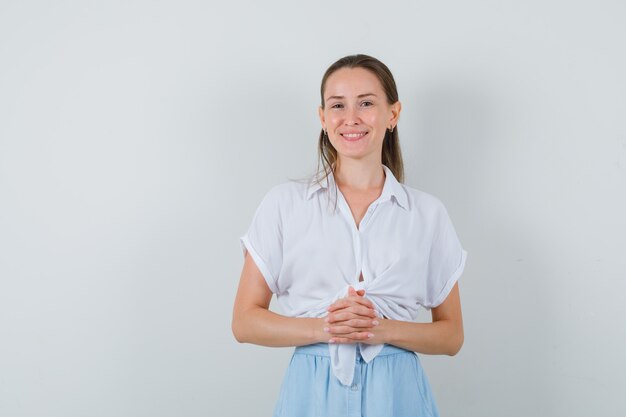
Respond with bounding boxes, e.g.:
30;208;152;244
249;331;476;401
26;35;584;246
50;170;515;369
324;67;384;99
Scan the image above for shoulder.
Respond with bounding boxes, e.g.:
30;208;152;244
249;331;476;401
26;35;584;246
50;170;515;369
397;185;462;249
261;178;312;204
255;178;314;218
399;183;449;216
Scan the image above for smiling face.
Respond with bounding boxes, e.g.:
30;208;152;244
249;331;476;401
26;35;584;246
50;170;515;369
318;67;401;165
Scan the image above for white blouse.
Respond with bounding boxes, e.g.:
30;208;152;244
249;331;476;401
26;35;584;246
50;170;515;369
239;164;468;386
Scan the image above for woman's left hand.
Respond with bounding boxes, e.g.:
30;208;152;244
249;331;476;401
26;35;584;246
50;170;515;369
325;287;385;344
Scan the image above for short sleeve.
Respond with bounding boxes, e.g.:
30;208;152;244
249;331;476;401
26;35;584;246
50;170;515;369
239;187;284;294
422;201;468;310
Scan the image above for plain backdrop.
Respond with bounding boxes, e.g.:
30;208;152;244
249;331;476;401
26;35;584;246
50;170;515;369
1;1;625;416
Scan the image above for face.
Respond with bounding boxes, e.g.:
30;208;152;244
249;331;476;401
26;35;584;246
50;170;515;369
318;67;401;164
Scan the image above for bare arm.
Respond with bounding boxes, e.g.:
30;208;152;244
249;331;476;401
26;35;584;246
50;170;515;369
326;282;464;355
231;252;377;347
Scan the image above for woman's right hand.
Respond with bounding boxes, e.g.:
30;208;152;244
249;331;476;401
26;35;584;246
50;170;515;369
323;286;379;343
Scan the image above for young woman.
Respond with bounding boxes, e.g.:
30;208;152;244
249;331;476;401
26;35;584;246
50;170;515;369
232;54;467;417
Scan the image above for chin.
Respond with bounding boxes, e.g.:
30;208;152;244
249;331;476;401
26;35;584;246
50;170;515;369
336;151;374;161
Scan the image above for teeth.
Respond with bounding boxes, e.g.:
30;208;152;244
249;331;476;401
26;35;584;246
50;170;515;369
342;132;366;138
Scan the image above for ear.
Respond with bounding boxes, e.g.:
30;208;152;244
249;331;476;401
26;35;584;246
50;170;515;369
389;101;402;127
318;105;326;130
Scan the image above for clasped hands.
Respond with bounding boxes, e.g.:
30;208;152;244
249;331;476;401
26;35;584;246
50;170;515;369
322;286;383;344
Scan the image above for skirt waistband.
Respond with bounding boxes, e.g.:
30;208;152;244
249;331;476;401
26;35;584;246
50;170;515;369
294;343;414;357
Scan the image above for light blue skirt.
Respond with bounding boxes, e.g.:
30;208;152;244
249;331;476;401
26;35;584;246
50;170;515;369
273;343;440;417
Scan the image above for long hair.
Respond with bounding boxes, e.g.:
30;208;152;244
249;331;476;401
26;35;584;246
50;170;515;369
313;54;405;210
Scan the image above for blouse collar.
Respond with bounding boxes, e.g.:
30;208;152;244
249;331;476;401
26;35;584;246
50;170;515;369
306;164;408;210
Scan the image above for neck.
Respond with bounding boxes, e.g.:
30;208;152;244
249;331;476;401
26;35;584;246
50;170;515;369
333;158;385;191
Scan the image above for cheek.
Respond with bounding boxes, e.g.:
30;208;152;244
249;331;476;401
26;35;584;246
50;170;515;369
363;109;385;125
326;113;341;126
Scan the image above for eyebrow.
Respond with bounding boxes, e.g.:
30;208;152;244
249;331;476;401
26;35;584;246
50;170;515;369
325;93;378;101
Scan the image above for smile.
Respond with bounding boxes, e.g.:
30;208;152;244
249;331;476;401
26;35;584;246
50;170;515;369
341;132;368;141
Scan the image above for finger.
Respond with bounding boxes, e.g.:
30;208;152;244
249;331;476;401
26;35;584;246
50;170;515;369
356;289;365;296
328;316;372;327
327;302;348;313
327;299;347;312
328;297;374;312
326;305;378;321
345;304;377;318
345;296;374;309
327;310;376;323
336;318;379;328
326;319;378;333
327;312;378;326
330;318;376;329
326;310;369;323
329;332;374;344
348;286;357;296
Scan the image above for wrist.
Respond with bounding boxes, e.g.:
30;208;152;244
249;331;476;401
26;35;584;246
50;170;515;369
377;317;395;344
310;317;329;344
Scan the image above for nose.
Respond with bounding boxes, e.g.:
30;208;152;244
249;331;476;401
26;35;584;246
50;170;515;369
344;105;360;126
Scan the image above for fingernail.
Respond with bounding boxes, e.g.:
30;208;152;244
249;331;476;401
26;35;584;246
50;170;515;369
368;333;374;338
372;320;379;326
323;327;329;332
324;317;329;323
329;339;335;344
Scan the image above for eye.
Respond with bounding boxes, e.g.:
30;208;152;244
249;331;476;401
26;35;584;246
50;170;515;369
361;101;373;107
331;103;344;109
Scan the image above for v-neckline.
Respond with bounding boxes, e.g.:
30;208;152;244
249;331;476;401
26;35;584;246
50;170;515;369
337;187;383;231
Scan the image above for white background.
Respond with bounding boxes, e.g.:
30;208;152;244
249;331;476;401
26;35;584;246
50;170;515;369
1;1;625;416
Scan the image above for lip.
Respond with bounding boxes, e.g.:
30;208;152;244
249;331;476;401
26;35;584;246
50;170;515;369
340;131;368;142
